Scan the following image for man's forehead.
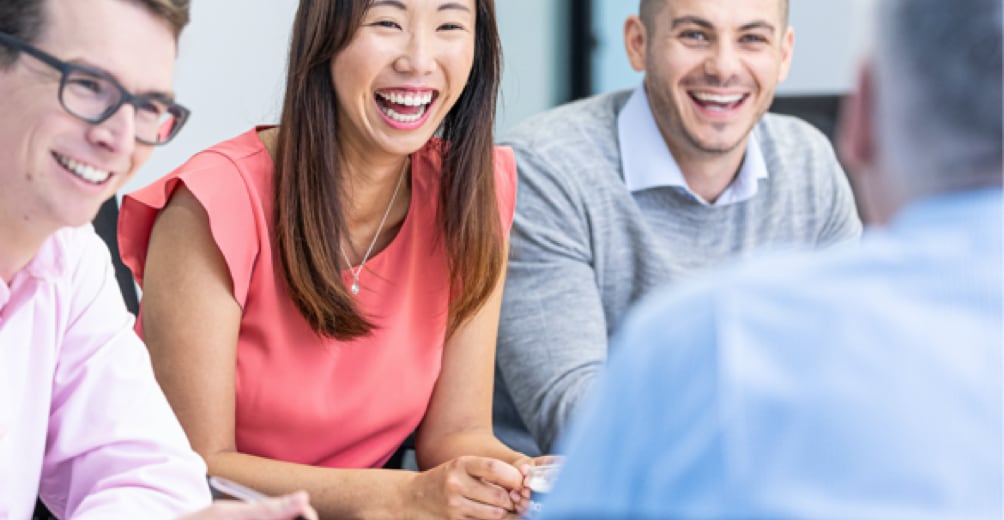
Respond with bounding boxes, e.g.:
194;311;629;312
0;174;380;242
39;0;177;95
662;0;786;28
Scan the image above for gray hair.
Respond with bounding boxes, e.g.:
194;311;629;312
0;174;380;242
874;0;1002;193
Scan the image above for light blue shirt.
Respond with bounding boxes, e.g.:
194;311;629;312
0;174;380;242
539;189;1003;520
617;86;769;206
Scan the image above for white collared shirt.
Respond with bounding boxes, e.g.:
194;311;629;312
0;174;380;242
617;85;768;206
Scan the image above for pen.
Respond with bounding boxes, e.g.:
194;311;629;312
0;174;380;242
207;475;310;520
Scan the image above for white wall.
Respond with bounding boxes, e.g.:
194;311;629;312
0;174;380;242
496;0;568;133
125;1;295;194
127;1;872;194
591;0;873;95
127;1;566;194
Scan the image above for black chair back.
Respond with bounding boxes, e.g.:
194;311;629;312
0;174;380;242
769;94;843;143
93;196;139;315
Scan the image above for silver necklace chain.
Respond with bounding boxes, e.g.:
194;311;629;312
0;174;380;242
339;159;409;295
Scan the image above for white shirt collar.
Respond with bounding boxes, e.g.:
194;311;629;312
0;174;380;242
617;85;768;206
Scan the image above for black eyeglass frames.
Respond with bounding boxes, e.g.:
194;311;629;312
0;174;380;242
0;31;189;145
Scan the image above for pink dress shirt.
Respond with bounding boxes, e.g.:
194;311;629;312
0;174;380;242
0;225;211;519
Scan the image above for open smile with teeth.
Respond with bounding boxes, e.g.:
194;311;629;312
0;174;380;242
53;151;113;185
375;90;436;124
690;91;749;111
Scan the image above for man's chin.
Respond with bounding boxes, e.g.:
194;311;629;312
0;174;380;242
681;108;762;154
686;133;749;156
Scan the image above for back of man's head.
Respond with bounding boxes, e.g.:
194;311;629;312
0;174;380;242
875;0;1002;193
0;0;190;67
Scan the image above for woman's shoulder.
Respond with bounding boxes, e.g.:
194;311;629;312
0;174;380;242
410;138;516;232
185;126;274;178
491;145;516;188
412;138;514;178
492;146;517;232
125;128;273;215
119;127;272;295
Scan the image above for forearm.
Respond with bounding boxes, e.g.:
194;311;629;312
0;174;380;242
415;428;526;470
205;450;414;520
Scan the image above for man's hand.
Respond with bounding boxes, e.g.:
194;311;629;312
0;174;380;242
178;491;318;520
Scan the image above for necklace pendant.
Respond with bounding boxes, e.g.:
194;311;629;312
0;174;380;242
351;279;360;295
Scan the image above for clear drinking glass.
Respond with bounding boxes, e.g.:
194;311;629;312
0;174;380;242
525;458;563;518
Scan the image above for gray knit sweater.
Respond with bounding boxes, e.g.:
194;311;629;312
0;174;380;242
494;89;862;455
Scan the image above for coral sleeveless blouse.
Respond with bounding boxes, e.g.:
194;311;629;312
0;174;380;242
119;127;516;468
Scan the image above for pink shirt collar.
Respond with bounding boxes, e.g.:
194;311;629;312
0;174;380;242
0;227;71;309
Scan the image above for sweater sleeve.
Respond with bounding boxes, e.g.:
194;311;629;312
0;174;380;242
496;144;610;453
816;145;864;246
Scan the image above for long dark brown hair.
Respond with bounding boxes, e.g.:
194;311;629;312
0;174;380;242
273;0;504;340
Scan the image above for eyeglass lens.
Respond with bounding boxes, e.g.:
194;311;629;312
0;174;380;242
60;67;183;145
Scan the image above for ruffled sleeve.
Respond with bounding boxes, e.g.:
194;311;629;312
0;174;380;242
118;148;261;309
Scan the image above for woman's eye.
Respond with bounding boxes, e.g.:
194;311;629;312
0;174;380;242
370;20;401;30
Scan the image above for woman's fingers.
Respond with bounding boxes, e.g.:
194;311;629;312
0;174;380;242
461;456;523;491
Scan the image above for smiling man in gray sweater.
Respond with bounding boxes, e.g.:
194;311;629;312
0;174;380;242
494;0;862;456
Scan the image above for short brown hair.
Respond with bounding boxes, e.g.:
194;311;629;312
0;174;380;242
0;0;190;66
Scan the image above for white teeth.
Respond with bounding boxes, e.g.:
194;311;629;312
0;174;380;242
375;90;434;124
692;92;745;104
379;103;428;123
55;153;112;184
377;91;434;106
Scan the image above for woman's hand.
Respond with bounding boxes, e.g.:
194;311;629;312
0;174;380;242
409;455;525;519
508;455;563;515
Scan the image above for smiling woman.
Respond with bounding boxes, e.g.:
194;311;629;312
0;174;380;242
117;0;549;518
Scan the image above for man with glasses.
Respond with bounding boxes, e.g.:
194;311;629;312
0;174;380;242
0;32;190;148
0;0;315;518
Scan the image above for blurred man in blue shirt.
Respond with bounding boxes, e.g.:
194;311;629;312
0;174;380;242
538;0;1002;518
